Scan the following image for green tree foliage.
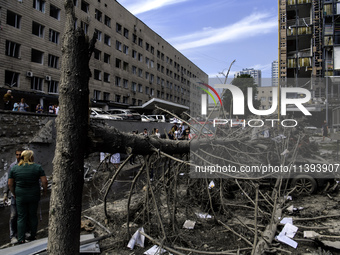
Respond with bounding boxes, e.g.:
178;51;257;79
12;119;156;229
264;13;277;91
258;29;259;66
222;74;261;118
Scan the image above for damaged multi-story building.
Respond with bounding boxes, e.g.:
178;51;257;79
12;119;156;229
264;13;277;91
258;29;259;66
0;0;207;117
279;0;340;126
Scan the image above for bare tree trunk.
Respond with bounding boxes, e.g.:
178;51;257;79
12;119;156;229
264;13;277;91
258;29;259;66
47;1;95;254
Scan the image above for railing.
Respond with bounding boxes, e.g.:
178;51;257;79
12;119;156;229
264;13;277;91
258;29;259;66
287;17;312;27
287;0;311;5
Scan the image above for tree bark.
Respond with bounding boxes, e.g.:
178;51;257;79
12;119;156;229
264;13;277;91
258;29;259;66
47;1;95;254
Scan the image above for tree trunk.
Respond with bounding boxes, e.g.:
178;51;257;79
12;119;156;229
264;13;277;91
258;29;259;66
47;1;95;254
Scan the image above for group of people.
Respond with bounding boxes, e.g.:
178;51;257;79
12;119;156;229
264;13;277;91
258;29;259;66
3;149;48;244
132;123;190;140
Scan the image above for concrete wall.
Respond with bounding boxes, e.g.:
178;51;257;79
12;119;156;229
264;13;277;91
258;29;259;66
0;110;175;190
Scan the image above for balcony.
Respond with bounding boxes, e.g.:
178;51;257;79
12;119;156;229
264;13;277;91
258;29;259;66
287;26;312;36
287;17;312;28
287;0;311;5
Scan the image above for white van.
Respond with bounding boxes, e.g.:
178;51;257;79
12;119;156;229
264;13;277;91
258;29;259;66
147;115;166;122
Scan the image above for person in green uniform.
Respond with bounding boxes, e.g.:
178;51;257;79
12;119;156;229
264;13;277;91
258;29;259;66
8;150;48;244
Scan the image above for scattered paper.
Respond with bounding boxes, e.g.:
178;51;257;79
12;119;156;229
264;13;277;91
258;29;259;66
284;195;292;200
276;223;298;248
179;173;185;176
127;227;145;250
280;217;293;225
195;212;213;219
287;205;294;213
304;230;320;239
281;149;289;156
183;220;196;229
144;245;168;255
208;181;215;189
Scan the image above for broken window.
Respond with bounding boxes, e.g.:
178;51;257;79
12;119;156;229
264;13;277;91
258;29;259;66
116;59;121;68
81;0;89;13
48;54;59;68
48;80;58;93
104;53;110;64
115;76;121;86
115;94;121;103
116;23;122;34
104;34;111;46
132;66;137;74
123;96;128;104
7;10;21;28
49;29;60;44
132;34;137;43
5;40;20;58
50;4;60;20
138;53;143;62
132;50;137;59
33;0;45;12
138;68;143;77
31;76;43;91
5;70;19;87
94;69;101;80
31;48;44;64
138;84;143;93
138;38;143;47
32;22;44;38
104;73;110;83
95;9;102;22
104;15;111;27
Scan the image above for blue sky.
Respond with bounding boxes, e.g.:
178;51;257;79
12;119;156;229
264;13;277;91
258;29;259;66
118;0;278;80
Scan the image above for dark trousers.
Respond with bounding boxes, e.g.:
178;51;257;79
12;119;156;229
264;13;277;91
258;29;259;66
16;199;39;242
4;102;11;110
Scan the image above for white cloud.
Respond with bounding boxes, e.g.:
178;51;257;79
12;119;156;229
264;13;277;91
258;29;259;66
169;12;277;51
119;0;189;15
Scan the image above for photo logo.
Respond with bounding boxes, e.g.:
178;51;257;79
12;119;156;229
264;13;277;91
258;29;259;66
197;82;222;115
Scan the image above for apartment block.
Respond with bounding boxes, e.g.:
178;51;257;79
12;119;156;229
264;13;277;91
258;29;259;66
272;60;279;87
234;68;262;87
257;86;276;110
0;0;207;116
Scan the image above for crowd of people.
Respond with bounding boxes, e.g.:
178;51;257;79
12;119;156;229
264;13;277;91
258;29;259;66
3;149;48;244
3;90;58;114
132;123;190;140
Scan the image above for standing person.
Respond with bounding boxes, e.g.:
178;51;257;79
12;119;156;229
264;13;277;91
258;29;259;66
3;148;24;244
322;120;329;141
141;128;148;137
3;90;13;110
154;128;160;138
18;98;29;112
8;150;48;244
55;105;59;115
36;103;43;113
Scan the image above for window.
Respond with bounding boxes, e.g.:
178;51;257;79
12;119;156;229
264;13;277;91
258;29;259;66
157;50;160;58
138;84;143;93
150;60;154;68
132;82;137;92
94;49;101;60
123;45;129;55
94;29;101;41
157;64;160;71
133;34;137;43
33;0;45;12
94;69;101;80
93;90;101;100
104;53;110;64
116;23;122;34
123;79;128;88
81;0;89;13
7;10;21;28
104;73;110;83
146;43;150;51
124;28;129;38
31;76;43;91
157;76;160;85
150;46;154;54
150;74;154;83
132;98;136;106
104;34;111;46
161;53;164;60
132;66;137;74
31;49;44;64
138;38;143;47
48;54;59;68
50;5;60;20
5;41;20;58
145;87;149;95
116;40;122;51
115;76;121;86
32;22;44;38
138;53;143;62
103;92;110;101
49;29;60;44
123;62;129;71
132;50;137;59
48;80;59;93
81;21;88;34
145;57;149;67
150;88;154;96
104;15;111;27
74;18;78;29
73;0;78;6
138;100;142;106
145;72;149;80
123;96;128;104
138;68;143;77
95;9;102;22
115;95;121;102
5;70;19;87
115;58;121;68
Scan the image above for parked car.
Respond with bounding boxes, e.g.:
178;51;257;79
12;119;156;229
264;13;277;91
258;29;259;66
107;109;141;121
90;108;123;120
141;115;157;122
147;115;166;122
170;117;183;124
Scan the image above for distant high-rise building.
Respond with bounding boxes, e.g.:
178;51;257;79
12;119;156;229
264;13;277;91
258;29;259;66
272;60;278;87
234;68;262;86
